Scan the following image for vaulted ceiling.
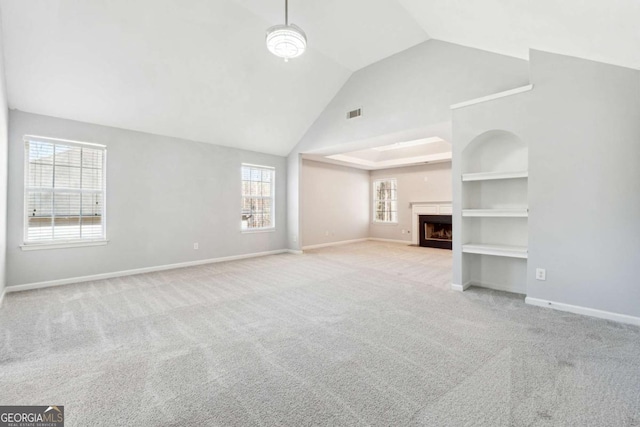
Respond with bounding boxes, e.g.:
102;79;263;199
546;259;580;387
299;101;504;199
1;0;638;156
399;0;640;70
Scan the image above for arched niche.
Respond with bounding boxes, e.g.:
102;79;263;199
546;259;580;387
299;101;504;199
462;130;527;174
459;129;529;295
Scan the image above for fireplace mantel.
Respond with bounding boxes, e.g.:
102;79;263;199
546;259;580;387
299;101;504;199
409;201;452;207
410;202;452;245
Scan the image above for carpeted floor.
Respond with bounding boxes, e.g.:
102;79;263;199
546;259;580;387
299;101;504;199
1;241;639;426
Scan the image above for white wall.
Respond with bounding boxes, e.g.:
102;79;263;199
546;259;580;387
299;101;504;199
302;161;452;246
0;14;7;296
526;51;640;317
6;111;288;287
301;160;369;247
452;50;640;317
287;40;531;249
370;163;451;242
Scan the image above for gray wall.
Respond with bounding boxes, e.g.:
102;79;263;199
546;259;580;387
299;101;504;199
526;51;640;316
0;15;7;295
287;40;531;249
7;111;287;287
370;163;452;242
301;160;369;247
453;50;640;317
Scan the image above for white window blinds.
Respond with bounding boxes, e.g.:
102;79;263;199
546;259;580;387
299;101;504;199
241;164;275;230
24;136;107;244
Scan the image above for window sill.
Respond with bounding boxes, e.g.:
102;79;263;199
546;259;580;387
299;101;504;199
20;240;109;251
241;228;276;234
371;222;398;226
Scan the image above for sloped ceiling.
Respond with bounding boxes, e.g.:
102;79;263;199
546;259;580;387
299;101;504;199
398;0;640;70
0;0;427;155
1;0;638;156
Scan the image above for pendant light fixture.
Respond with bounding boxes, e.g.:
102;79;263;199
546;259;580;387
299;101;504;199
265;0;307;62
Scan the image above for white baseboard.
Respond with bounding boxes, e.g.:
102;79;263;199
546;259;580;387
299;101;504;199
451;281;471;292
302;237;417;251
302;238;368;251
525;297;640;326
368;238;411;244
302;238;411;251
0;288;5;307
287;249;304;255
6;249;290;294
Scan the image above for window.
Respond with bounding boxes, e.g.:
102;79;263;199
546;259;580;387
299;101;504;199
241;164;275;230
373;178;397;223
24;136;106;246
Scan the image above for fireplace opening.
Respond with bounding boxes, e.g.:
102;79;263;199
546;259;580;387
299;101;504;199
419;215;452;250
425;223;452;241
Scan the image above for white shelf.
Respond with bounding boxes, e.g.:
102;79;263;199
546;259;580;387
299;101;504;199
462;171;528;182
463;243;528;259
462;209;528;218
450;84;534;110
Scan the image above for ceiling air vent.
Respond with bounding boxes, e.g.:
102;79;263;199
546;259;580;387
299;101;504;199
347;108;362;119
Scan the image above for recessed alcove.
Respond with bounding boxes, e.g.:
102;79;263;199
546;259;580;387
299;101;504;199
460;130;529;293
461;130;528;174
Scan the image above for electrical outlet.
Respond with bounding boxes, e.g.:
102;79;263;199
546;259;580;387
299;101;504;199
193;243;199;250
536;268;546;281
401;229;406;234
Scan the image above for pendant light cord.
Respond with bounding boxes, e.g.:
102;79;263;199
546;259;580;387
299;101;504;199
285;0;288;25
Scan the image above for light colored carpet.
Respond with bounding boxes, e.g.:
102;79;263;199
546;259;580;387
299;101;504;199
1;241;639;426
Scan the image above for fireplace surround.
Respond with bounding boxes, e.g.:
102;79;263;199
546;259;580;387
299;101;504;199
419;215;452;249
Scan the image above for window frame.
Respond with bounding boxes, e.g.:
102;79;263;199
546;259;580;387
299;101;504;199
372;178;398;224
21;135;108;250
241;163;275;232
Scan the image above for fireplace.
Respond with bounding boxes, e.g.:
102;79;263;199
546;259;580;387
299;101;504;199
419;215;452;250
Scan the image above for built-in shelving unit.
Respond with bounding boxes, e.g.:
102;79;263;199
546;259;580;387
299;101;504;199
462;208;528;218
459;130;529;294
462;243;528;259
